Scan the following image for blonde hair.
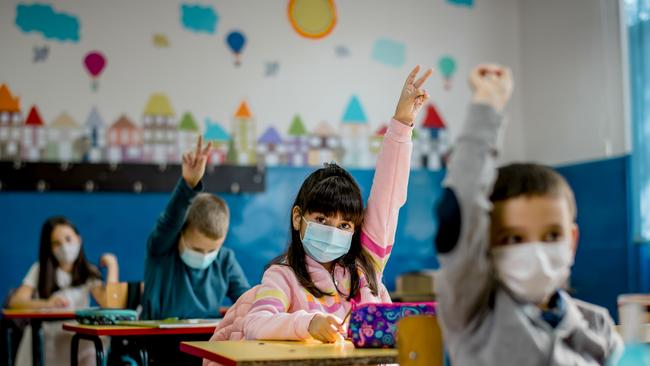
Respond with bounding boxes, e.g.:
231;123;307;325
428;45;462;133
185;193;230;239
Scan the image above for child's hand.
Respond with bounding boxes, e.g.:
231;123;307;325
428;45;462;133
393;65;433;125
308;314;345;343
182;135;213;189
99;253;117;269
469;64;514;112
46;295;70;308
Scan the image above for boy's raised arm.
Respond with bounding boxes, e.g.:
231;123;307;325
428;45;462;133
147;136;213;258
435;64;513;331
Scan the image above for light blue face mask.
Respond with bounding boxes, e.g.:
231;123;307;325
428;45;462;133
180;237;220;270
301;217;353;263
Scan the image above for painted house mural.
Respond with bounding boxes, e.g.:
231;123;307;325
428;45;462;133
308;121;342;166
231;101;257;165
0;83;450;171
285;114;309;167
257;126;286;166
142;93;178;164
340;96;370;167
204;119;230;165
21;106;45;162
0;84;23;160
107;115;142;163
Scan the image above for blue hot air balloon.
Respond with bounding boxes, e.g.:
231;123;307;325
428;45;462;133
226;31;246;66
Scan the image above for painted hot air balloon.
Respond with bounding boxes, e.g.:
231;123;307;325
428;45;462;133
438;55;457;90
226;31;246;66
84;51;106;91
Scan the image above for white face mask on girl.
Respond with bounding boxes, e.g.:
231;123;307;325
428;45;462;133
491;241;574;304
53;240;81;264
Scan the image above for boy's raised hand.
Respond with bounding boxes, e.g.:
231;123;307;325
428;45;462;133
469;64;514;113
393;65;433;125
182;135;213;189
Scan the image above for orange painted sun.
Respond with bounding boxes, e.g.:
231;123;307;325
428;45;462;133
288;0;337;39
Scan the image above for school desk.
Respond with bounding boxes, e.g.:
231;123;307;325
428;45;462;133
615;323;650;343
180;340;399;366
2;308;76;366
62;322;218;366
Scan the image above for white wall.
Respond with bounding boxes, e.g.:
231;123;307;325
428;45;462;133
518;0;628;166
0;0;526;164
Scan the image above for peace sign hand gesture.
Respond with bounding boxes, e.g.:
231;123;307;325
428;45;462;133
182;135;213;189
393;65;433;125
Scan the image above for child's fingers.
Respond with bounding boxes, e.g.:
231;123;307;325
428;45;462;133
202;141;213;156
413;68;433;89
404;65;421;87
195;135;204;158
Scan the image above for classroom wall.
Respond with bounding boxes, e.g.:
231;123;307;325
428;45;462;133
0;168;443;306
0;0;643;320
518;0;628;165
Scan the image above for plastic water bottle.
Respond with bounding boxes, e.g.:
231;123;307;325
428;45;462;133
607;302;650;365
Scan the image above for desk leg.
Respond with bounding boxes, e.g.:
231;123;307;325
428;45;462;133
5;326;13;366
70;334;80;366
70;333;106;366
30;320;44;366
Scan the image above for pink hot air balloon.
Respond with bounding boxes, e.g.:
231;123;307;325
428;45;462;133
83;51;106;91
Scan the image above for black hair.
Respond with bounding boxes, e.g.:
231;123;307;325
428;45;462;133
269;163;379;299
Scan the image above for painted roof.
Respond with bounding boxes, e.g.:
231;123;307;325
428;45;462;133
422;103;446;129
144;93;175;117
179;112;200;131
342;95;367;124
258;126;283;144
288;115;308;136
0;84;20;112
312;121;337;137
85;107;104;128
234;101;252;119
51;112;78;128
25;106;44;126
110;115;138;130
204;121;230;142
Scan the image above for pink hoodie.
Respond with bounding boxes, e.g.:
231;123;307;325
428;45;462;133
206;118;412;354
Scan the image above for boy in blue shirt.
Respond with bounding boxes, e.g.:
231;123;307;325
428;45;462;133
142;136;250;320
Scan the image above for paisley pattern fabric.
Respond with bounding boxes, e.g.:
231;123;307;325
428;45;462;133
348;302;436;348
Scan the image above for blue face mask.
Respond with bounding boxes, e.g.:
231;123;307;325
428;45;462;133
300;217;353;263
180;236;220;270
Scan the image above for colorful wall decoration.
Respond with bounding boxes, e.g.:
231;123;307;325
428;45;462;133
0;0;516;186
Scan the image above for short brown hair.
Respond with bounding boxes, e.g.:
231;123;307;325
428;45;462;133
490;163;577;219
185;193;230;239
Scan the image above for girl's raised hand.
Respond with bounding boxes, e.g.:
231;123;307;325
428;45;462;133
469;63;513;112
182;135;213;189
393;65;433;125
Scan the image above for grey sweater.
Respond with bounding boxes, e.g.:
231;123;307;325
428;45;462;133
434;103;623;365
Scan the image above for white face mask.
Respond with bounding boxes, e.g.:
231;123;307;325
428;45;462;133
53;240;81;264
180;236;220;270
491;241;574;304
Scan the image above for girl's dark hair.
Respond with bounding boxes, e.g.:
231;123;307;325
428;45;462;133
269;163;380;299
38;216;102;299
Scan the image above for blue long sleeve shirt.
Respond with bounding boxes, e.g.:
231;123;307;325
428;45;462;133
141;178;250;320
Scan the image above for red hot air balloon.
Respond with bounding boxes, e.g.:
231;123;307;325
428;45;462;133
83;51;106;91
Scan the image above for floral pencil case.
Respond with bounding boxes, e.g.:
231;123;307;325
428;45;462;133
347;302;436;348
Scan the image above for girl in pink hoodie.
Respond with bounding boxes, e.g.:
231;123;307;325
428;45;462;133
208;66;432;347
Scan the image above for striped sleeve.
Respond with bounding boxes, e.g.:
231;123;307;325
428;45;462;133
243;265;317;341
361;118;413;273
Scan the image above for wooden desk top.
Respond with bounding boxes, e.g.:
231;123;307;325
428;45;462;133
62;322;217;336
180;340;399;366
2;308;76;319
